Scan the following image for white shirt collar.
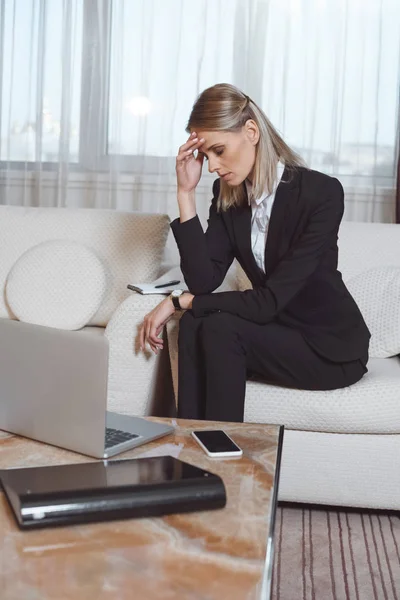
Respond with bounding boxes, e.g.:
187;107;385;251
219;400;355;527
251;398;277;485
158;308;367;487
245;161;285;206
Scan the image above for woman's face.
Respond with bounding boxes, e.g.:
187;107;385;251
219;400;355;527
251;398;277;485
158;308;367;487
194;120;260;185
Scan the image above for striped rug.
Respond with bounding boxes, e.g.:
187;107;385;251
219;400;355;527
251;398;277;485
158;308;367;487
272;505;400;600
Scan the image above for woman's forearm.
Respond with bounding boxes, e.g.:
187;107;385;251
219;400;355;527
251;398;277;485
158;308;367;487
177;189;196;222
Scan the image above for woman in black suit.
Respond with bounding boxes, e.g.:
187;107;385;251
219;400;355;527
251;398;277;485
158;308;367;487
139;83;370;422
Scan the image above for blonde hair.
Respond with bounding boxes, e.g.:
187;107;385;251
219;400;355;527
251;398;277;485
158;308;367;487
186;83;305;211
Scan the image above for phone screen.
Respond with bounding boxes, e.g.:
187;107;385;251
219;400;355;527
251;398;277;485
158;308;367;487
193;430;241;453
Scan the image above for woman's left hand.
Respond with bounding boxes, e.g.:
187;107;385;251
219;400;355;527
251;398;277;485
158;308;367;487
139;297;175;354
139;293;195;354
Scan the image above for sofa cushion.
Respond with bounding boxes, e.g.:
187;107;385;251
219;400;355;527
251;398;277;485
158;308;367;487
338;221;400;282
0;207;170;326
244;357;400;434
6;240;107;330
345;266;400;358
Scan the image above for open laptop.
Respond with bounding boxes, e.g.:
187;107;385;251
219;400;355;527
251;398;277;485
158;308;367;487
0;319;174;458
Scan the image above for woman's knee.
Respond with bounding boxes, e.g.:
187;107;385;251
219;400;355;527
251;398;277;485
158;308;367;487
200;311;239;338
200;312;246;363
179;311;240;346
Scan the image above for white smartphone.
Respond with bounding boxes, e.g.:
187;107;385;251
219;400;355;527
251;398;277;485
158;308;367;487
191;430;243;458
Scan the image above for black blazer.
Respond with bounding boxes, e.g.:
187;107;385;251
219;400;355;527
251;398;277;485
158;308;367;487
171;167;370;363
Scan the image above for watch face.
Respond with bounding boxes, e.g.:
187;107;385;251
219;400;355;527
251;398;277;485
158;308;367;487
171;289;184;297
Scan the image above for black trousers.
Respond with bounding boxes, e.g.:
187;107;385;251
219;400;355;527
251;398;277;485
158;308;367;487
177;311;368;422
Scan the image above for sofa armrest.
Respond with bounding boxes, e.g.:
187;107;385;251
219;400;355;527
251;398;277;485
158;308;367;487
105;293;175;418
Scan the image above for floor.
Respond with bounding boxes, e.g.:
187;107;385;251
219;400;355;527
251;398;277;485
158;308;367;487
271;505;400;600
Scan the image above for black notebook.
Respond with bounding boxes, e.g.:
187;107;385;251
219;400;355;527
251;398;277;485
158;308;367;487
0;456;226;529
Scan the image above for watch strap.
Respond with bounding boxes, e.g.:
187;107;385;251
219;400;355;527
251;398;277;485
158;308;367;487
171;294;182;310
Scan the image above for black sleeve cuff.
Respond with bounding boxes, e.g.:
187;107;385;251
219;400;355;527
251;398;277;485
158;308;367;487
170;215;201;237
191;295;222;318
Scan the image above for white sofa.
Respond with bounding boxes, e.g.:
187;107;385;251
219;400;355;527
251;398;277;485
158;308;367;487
2;206;399;510
0;205;175;418
166;221;400;511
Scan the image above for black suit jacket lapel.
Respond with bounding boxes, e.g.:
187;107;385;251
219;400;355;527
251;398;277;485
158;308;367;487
264;166;300;275
232;182;264;285
232;167;300;284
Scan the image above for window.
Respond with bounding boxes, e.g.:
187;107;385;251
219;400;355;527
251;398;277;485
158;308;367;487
260;0;400;189
107;0;235;159
0;0;399;198
0;0;83;163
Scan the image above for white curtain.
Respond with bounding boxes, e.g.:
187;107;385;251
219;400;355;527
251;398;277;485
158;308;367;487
1;0;400;234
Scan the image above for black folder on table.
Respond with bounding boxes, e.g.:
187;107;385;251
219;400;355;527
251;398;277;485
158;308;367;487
0;456;226;529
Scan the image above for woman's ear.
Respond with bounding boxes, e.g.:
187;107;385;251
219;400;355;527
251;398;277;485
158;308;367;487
244;119;260;146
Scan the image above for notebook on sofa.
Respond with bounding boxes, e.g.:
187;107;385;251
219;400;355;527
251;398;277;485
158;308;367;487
127;267;183;295
127;281;181;295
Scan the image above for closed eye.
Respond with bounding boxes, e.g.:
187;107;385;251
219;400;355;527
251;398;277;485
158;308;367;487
202;149;224;161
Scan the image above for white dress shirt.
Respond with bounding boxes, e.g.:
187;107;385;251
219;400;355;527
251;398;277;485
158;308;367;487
245;161;285;274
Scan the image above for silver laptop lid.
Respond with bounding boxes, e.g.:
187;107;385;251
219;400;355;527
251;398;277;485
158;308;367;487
0;319;108;457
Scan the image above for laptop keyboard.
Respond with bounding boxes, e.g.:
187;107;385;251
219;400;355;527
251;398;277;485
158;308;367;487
105;427;140;449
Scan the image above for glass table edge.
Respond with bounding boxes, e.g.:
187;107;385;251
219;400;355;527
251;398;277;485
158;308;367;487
260;424;285;599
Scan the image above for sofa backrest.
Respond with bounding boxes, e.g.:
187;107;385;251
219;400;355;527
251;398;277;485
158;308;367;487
338;221;400;282
0;206;170;326
231;220;400;292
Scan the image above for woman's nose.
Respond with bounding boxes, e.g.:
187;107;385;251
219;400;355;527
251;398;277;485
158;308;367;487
208;159;218;174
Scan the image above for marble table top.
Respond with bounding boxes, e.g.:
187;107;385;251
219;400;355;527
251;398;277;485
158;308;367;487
0;418;283;600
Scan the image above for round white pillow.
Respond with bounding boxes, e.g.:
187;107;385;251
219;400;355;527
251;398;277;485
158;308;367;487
346;266;400;358
6;240;107;330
